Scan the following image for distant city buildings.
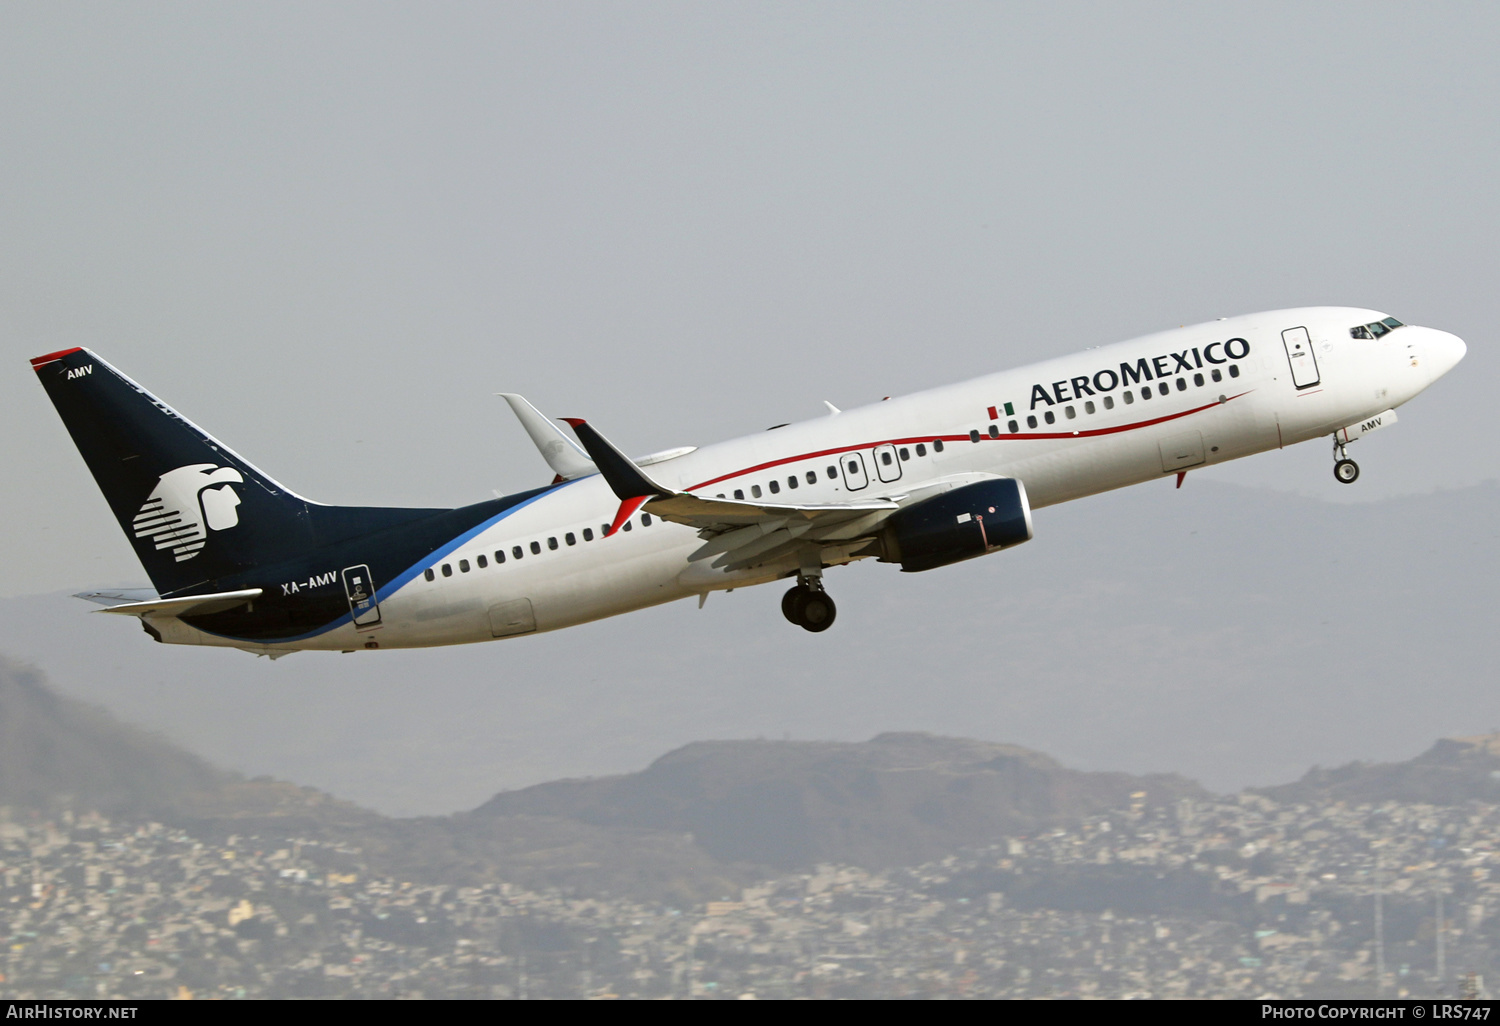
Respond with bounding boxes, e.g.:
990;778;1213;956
2;792;1496;999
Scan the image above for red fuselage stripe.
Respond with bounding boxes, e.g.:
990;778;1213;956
686;392;1250;492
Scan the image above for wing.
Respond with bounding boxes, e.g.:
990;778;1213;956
562;418;899;572
653;495;897;571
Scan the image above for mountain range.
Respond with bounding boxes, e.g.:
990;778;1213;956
7;654;1500;902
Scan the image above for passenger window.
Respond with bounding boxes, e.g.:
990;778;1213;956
513;546;524;560
1158;382;1169;396
734;489;744;500
806;471;817;484
1193;373;1204;387
1065;406;1076;420
530;541;541;554
442;563;452;577
1228;365;1240;378
1176;377;1186;391
1008;420;1019;433
769;480;780;493
424;568;435;582
1123;392;1134;404
622;521;632;532
1103;395;1114;410
601;524;610;537
477;554;488;568
969;429;981;443
787;475;798;489
899;447;909;460
915;444;926;457
1141;388;1151;400
1044;411;1056;424
583;528;593;541
548;537;558;550
1026;415;1037;429
565;532;576;545
716;493;725;498
495;550;506;563
459;559;470;572
827;466;838;478
1211;368;1222;382
1084;401;1095;414
751;485;762;498
641;513;652;526
933;440;944;453
988;425;1000;438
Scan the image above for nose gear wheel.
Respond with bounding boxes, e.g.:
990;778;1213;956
1331;435;1360;485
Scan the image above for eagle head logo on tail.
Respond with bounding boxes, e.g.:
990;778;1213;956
131;464;245;562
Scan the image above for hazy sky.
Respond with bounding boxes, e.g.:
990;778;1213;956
2;2;1497;597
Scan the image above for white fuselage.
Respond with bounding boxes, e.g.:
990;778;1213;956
162;307;1465;654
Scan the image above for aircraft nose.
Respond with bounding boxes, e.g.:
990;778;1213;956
1424;328;1467;379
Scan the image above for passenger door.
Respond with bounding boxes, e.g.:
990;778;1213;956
341;564;382;630
1282;326;1321;389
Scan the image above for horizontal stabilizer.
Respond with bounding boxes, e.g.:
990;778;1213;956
75;588;160;606
90;588;263;618
498;394;596;480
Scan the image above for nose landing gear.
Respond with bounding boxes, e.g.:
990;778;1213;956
1332;436;1360;484
782;577;837;632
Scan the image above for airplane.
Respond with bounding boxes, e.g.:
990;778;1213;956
30;306;1464;654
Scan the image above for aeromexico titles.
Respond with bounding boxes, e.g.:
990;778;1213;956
30;306;1464;655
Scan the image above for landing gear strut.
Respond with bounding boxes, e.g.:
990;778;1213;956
782;577;837;633
1332;436;1360;485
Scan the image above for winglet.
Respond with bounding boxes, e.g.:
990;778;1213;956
606;495;651;537
498;394;596;480
560;419;674;502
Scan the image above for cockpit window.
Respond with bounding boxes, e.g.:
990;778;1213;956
1350;317;1405;339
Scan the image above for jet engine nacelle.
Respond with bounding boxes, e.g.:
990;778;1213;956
879;478;1033;573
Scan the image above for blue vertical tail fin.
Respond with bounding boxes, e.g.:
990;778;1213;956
31;347;319;596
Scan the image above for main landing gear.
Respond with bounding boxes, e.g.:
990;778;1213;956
1332;436;1360;485
782;579;837;633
